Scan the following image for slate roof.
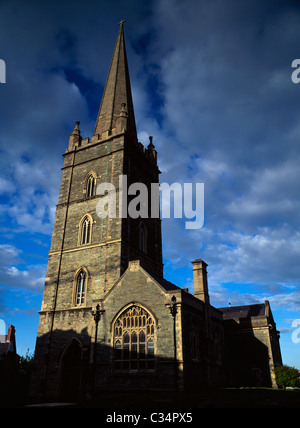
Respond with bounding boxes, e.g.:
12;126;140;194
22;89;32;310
218;303;266;320
150;273;181;292
0;342;11;357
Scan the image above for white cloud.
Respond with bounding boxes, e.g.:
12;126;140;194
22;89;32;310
0;244;22;263
161;219;300;310
0;244;46;291
0;177;16;194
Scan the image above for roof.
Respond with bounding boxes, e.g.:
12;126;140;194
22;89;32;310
150;273;181;292
0;342;11;357
218;303;266;320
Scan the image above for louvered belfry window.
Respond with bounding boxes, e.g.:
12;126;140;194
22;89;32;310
86;174;95;197
80;217;91;244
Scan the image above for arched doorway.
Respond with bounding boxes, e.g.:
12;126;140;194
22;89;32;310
58;339;82;402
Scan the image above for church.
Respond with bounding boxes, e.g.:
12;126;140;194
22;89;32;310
30;23;282;402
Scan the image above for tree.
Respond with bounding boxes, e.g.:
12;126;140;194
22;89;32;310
274;365;300;389
18;349;34;375
17;349;35;404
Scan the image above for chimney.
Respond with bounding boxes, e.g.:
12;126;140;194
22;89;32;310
7;325;16;354
191;259;209;304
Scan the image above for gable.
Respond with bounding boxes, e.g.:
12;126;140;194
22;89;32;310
104;260;179;300
101;260;180;327
104;261;171;300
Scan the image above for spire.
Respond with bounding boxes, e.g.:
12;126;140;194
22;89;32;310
93;21;137;140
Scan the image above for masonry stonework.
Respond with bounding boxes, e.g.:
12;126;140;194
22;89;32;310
30;24;282;402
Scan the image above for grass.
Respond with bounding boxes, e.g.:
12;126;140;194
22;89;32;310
81;387;300;408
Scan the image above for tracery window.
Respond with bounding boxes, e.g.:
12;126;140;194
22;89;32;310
75;270;86;306
113;305;155;372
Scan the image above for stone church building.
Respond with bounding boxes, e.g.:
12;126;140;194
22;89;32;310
30;23;282;402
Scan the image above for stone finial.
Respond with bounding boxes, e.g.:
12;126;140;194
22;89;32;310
128;260;140;271
148;136;154;148
147;136;157;163
68;120;82;149
73;121;81;134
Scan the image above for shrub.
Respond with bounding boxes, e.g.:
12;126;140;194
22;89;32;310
274;365;300;389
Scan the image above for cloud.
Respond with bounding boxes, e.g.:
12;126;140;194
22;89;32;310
225;156;300;228
0;154;60;234
165;223;300;311
134;0;300;313
0;0;299;320
149;0;300;169
0;244;46;291
0;0;157;240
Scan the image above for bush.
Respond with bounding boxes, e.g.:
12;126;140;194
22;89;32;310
274;365;300;389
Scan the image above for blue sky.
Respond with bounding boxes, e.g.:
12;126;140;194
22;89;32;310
0;0;300;368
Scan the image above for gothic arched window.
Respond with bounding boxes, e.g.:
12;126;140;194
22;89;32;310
75;270;86;306
80;216;91;245
139;222;147;253
113;305;155;372
86;174;96;198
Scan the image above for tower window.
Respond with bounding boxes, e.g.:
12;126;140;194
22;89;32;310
113;305;155;372
139;222;147;253
80;216;91;245
86;174;95;197
75;270;86;306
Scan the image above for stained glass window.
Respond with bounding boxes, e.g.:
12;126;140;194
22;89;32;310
113;305;155;372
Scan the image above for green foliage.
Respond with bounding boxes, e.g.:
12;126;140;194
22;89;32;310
18;349;35;376
274;365;300;389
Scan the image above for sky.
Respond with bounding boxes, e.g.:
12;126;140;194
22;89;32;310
0;0;299;368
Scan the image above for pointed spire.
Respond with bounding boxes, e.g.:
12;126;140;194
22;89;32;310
93;22;137;140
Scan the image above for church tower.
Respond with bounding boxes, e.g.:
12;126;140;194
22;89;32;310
42;21;162;311
32;23;163;399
